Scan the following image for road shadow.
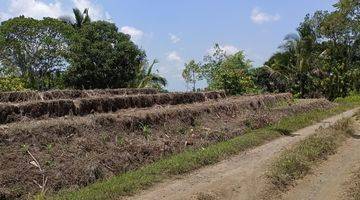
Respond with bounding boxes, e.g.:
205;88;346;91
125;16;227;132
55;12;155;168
272;128;299;137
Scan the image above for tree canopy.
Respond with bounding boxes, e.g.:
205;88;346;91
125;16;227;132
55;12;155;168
0;16;73;90
65;21;146;89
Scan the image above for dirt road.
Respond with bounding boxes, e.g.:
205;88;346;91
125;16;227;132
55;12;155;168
281;116;360;200
125;108;359;200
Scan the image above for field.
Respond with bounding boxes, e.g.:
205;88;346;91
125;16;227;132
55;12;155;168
0;89;340;199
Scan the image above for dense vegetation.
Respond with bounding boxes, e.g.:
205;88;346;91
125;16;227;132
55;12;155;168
0;9;166;91
184;0;359;99
0;0;358;100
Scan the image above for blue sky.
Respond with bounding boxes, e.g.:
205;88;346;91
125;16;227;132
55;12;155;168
0;0;337;91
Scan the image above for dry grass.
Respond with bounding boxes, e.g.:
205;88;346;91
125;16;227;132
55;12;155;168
0;88;158;103
0;91;226;124
268;119;353;191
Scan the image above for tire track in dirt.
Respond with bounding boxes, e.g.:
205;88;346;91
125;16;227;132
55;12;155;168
280;116;360;200
124;108;359;200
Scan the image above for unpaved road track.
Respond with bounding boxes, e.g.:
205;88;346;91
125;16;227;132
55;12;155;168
125;108;359;200
281;116;360;200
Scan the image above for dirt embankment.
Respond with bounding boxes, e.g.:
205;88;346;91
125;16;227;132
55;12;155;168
0;91;226;124
0;93;332;199
0;88;158;103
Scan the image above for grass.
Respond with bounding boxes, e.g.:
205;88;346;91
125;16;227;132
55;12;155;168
268;119;353;190
347;167;360;200
51;95;360;200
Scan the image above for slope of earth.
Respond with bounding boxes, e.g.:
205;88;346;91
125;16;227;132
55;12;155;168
124;108;359;200
0;92;331;199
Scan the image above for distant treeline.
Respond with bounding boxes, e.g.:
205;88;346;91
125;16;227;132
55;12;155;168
183;0;359;100
0;0;359;100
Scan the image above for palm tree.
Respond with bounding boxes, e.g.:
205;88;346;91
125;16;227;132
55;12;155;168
133;59;167;90
59;8;91;28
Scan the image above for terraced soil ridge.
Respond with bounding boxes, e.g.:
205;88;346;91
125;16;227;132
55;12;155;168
0;93;333;199
0;88;158;103
0;91;226;124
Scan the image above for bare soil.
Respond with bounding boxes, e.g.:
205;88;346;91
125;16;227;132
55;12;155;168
124;108;359;200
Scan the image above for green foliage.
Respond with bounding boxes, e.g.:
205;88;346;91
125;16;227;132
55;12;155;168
182;60;202;91
65;21;146;89
258;0;360;100
132;59;167;90
187;44;257;95
0;77;25;92
211;51;257;95
141;124;152;139
0;16;74;90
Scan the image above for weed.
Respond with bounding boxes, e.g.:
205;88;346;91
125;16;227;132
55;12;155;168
100;133;109;143
116;135;125;146
46;144;53;152
20;144;29;154
177;127;187;135
140;123;152;139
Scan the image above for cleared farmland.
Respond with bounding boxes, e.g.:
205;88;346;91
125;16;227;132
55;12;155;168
0;89;334;199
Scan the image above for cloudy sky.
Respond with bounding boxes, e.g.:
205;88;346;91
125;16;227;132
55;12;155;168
0;0;337;91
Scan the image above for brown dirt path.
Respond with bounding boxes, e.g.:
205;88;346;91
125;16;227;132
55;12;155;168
280;116;360;200
124;108;359;200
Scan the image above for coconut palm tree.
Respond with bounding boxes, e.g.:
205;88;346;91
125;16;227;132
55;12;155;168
133;59;167;90
59;8;91;28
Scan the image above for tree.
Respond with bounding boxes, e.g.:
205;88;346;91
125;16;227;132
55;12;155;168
212;51;256;95
65;21;146;89
60;8;91;28
182;60;202;91
201;44;227;88
132;59;167;90
260;0;360;99
200;44;256;94
0;16;73;90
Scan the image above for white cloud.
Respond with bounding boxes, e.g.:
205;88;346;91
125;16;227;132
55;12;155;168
169;33;180;44
251;8;280;24
0;0;110;22
166;51;182;62
207;45;239;56
5;0;64;20
120;26;144;42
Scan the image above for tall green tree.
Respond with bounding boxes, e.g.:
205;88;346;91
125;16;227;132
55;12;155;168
200;44;256;95
65;21;146;89
182;60;202;91
0;16;73;90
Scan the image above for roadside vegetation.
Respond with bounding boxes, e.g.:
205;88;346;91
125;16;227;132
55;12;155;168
348;166;360;200
51;95;360;200
268;118;354;191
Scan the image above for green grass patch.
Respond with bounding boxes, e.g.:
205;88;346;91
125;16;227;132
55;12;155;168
51;96;360;200
268;119;353;191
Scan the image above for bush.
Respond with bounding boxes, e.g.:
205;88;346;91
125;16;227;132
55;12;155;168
0;77;25;92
